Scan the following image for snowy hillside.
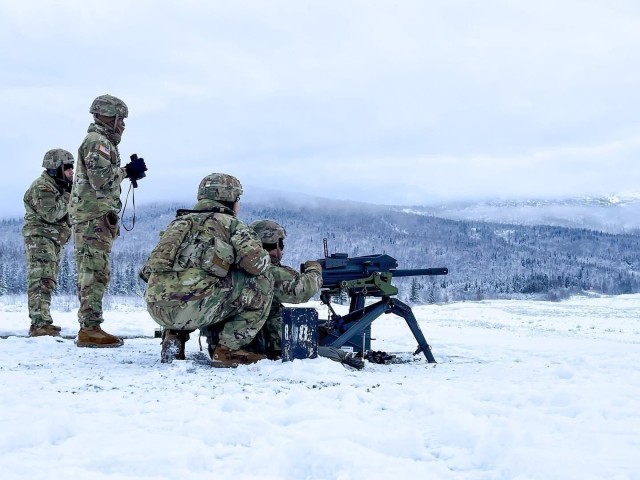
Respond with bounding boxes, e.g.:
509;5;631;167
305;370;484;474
217;185;640;234
242;186;640;233
399;192;640;233
1;294;639;479
4;196;640;301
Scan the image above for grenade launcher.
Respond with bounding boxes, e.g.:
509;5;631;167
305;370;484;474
303;241;448;363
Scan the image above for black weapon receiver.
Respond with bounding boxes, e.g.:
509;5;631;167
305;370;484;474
308;241;448;363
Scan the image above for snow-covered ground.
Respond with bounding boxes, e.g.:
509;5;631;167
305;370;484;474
1;294;639;480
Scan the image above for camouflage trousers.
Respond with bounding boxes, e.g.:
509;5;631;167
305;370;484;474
23;235;65;326
146;270;274;350
73;212;119;327
247;304;282;356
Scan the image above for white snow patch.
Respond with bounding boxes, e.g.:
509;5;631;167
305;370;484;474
1;295;639;479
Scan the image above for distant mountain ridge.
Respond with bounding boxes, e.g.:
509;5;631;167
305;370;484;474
439;191;640;208
2;193;640;303
395;192;640;234
241;186;640;233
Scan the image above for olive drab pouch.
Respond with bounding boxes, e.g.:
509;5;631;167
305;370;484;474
146;213;236;278
200;238;235;277
144;217;193;273
176;232;235;278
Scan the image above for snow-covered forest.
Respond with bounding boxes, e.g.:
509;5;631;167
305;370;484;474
2;199;640;303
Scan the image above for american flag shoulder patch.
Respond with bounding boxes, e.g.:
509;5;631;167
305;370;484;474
98;144;110;156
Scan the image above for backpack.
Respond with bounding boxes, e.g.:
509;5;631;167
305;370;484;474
145;211;236;278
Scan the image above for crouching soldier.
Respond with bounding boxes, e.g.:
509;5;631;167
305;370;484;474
247;219;322;359
139;173;274;367
249;219;365;369
22;149;74;337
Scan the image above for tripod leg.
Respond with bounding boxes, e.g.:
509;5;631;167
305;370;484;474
389;299;437;363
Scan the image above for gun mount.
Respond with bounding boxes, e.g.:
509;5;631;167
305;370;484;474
309;245;448;363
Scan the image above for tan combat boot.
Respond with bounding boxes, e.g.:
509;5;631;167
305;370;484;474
76;326;124;348
160;330;190;363
29;324;61;337
211;344;267;368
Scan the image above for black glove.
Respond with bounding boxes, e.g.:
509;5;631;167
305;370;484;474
124;154;147;187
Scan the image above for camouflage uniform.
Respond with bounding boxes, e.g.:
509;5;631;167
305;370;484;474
69;96;128;329
22;149;74;332
140;174;274;358
249;220;323;357
261;261;323;354
249;220;364;368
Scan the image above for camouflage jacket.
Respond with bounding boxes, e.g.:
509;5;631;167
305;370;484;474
22;172;71;244
69;123;126;224
141;199;271;304
269;259;322;319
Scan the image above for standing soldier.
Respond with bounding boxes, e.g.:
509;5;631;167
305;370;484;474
23;149;74;337
69;94;147;348
140;173;274;367
248;219;323;359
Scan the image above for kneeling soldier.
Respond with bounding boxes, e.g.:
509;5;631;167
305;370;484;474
140;173;274;367
249;219;364;369
248;219;323;359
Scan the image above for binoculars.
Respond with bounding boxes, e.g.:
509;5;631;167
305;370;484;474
129;153;147;188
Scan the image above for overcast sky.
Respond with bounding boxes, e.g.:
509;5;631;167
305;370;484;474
2;0;640;217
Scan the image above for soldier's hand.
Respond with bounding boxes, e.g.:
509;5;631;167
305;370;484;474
303;260;322;273
125;155;147;181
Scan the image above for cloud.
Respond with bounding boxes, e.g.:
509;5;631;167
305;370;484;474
2;0;640;216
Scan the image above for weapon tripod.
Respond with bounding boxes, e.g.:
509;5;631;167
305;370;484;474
318;272;437;363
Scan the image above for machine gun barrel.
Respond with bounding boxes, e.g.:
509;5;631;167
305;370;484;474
392;267;448;277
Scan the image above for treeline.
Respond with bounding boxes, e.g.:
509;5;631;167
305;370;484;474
2;200;640;303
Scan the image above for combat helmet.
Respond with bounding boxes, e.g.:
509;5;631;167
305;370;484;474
89;94;128;118
250;220;286;246
197;173;243;203
42;149;74;170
